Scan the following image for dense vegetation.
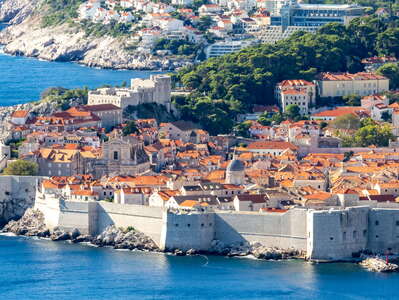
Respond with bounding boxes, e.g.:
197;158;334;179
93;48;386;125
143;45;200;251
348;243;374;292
40;87;88;110
3;160;39;176
174;15;399;134
41;0;85;27
122;121;139;136
154;39;199;56
337;118;394;147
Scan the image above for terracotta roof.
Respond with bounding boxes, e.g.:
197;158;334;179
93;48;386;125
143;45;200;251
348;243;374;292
81;104;121;112
316;72;387;81
247;141;298;151
278;79;314;87
312;107;368;118
11;110;29;118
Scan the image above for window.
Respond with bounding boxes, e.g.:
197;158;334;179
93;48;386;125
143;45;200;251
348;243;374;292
396;221;399;226
363;230;367;237
187;224;191;227
113;151;119;160
330;237;334;241
375;220;379;226
343;232;346;241
353;231;357;239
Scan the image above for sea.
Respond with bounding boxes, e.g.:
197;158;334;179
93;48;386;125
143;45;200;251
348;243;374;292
0;22;162;106
0;235;398;300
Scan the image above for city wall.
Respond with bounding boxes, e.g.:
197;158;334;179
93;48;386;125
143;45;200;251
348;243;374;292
30;193;399;260
0;176;42;225
214;209;307;251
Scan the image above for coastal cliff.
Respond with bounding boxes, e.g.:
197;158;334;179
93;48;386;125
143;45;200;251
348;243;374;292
0;0;191;70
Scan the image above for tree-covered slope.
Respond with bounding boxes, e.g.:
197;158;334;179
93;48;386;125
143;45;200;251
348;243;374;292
173;15;399;134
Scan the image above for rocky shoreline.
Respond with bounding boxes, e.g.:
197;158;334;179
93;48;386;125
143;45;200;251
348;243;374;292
4;209;399;270
2;208;303;260
360;257;399;272
0;0;193;71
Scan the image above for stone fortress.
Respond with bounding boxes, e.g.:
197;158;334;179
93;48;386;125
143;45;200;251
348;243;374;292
87;74;172;111
26;176;399;261
2;172;399;261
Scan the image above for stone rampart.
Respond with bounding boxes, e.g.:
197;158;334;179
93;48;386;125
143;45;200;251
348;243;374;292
160;212;215;251
0;176;42;225
368;209;399;254
307;206;369;260
95;202;163;245
214;209;308;250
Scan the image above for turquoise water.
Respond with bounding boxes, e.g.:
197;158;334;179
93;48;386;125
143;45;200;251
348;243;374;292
0;235;398;299
0;23;161;106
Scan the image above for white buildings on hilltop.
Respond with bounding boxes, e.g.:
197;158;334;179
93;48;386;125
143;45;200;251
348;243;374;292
275;79;316;115
205;39;257;58
171;0;193;5
258;0;365;44
88;74;172;111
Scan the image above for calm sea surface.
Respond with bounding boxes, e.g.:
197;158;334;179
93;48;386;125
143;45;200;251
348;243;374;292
0;22;161;106
0;235;398;300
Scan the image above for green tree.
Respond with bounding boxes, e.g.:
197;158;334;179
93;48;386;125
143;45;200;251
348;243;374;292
3;160;38;176
343;151;354;162
233;121;251;137
122;121;139;136
258;113;272;126
285;104;301;120
354;123;394;147
331;114;361;130
376;27;399;57
381;111;392;122
343;94;361;106
270;112;285;125
377;63;399;90
197;16;213;32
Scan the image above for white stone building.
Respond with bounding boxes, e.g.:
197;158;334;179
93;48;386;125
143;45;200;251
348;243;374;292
316;72;389;98
88;75;172;111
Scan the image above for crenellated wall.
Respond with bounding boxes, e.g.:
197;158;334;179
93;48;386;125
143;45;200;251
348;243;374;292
32;192;399;260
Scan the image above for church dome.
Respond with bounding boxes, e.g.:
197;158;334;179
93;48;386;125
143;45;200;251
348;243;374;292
227;159;244;172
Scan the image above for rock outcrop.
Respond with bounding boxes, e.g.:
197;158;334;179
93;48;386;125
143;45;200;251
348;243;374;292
92;225;159;252
360;257;399;272
172;239;301;259
2;208;49;236
0;0;38;24
1;210;159;251
0;0;192;70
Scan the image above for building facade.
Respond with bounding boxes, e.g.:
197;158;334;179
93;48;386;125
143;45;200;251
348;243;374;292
88;75;172;111
316;72;389;98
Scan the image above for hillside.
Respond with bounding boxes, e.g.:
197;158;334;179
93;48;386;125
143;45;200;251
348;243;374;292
0;0;191;70
174;15;399;134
